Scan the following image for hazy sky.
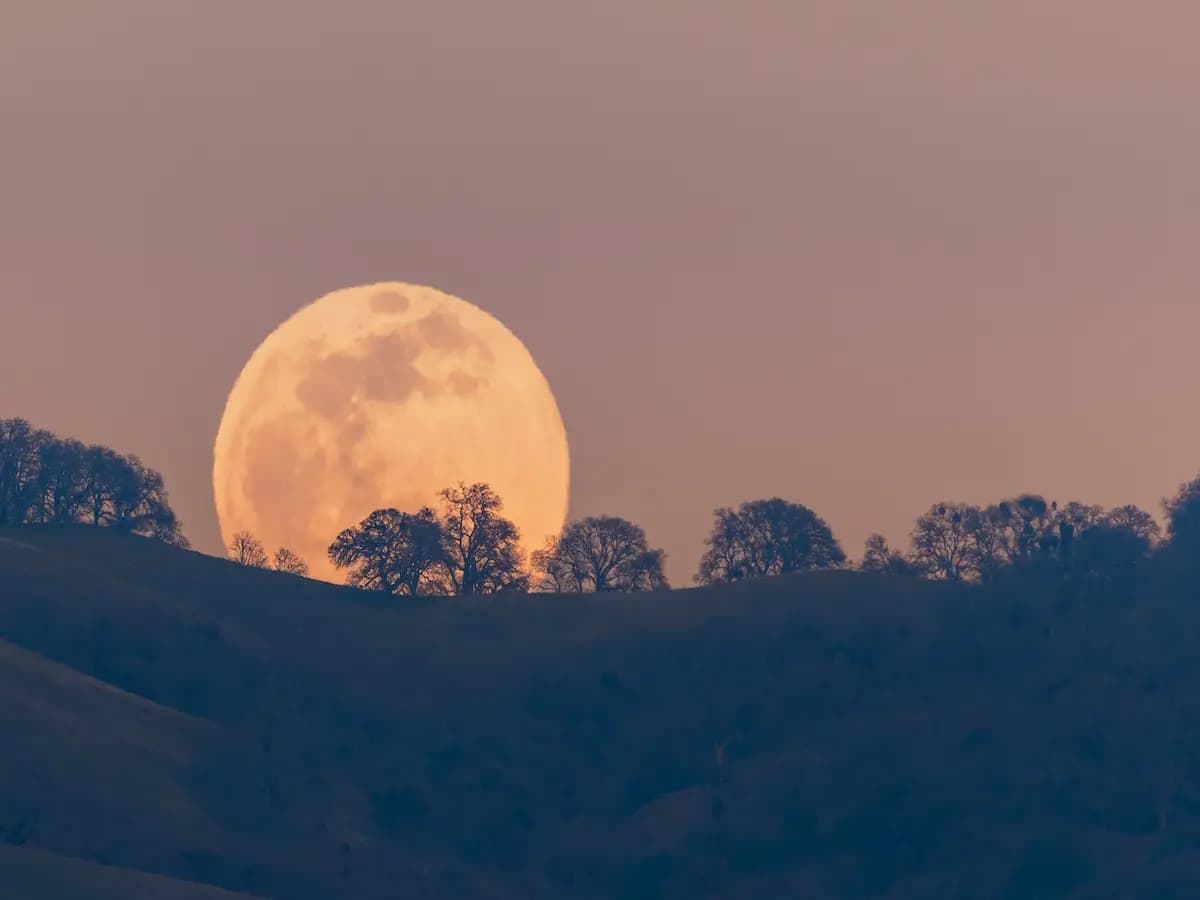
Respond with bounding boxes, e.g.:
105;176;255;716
4;1;1200;584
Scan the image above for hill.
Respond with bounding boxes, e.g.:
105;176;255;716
2;527;1200;898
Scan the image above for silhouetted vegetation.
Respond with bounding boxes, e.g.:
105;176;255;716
330;508;446;594
896;494;1161;586
532;516;669;592
440;482;528;595
228;531;310;579
272;547;309;577
696;498;845;584
0;418;185;545
228;531;269;568
860;534;920;576
17;420;1200;897
329;484;529;596
9;507;1200;899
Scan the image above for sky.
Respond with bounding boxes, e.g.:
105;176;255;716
4;1;1200;585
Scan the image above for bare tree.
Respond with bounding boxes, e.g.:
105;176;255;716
229;531;269;568
328;507;446;595
910;503;984;582
696;498;845;585
861;533;919;576
31;438;87;525
439;483;528;595
530;536;574;592
1105;504;1160;544
534;516;670;592
0;419;51;526
273;547;310;577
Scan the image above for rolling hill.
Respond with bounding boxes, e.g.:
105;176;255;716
2;527;1199;898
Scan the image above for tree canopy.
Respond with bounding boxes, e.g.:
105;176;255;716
329;507;446;595
0;418;186;545
328;485;529;596
697;498;845;585
439;483;528;595
533;515;669;593
229;532;269;568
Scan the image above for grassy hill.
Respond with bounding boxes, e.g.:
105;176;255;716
2;527;1200;898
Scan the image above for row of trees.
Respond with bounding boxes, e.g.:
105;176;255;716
228;532;310;577
0;418;186;545
689;488;1200;587
226;479;1200;596
326;483;672;595
867;496;1162;582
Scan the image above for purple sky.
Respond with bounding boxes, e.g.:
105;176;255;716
4;1;1200;584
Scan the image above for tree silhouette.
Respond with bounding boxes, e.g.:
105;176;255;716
1068;521;1152;584
533;516;669;592
905;497;1161;582
328;507;446;595
31;437;87;525
697;498;845;585
1164;476;1200;563
1105;504;1161;544
229;532;269;568
439;483;528;595
530;536;574;592
982;495;1060;568
861;533;919;576
111;455;186;545
0;418;187;545
910;503;985;582
0;419;51;526
273;547;310;577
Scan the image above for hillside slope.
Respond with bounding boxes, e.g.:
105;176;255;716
0;845;266;900
2;527;1200;898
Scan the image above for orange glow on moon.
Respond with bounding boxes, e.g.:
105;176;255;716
213;283;570;583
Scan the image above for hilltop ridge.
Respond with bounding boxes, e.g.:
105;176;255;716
2;527;1199;899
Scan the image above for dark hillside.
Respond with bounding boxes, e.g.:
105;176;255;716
2;528;1200;898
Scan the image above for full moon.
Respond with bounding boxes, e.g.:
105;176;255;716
213;283;570;584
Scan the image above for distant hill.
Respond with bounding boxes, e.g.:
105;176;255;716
2;527;1200;898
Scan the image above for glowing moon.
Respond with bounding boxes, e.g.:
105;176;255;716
213;283;570;584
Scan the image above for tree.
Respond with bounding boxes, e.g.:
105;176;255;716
439;483;528;595
229;531;269;568
530;536;574;592
30;438;87;525
328;507;446;595
273;547;310;577
1069;521;1152;584
1165;476;1200;562
910;502;985;582
534;516;670;592
983;495;1060;567
0;419;50;526
696;498;845;585
861;533;920;576
100;453;187;545
628;547;670;591
1105;504;1160;544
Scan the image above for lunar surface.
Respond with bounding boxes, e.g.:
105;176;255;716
213;283;570;584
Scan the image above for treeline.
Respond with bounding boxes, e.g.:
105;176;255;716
228;477;1200;597
229;483;673;595
864;496;1164;583
329;484;671;595
691;487;1200;588
0;418;186;545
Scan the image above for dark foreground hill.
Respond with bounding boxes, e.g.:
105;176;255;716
2;529;1200;898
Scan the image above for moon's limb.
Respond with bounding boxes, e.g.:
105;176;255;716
213;283;570;584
